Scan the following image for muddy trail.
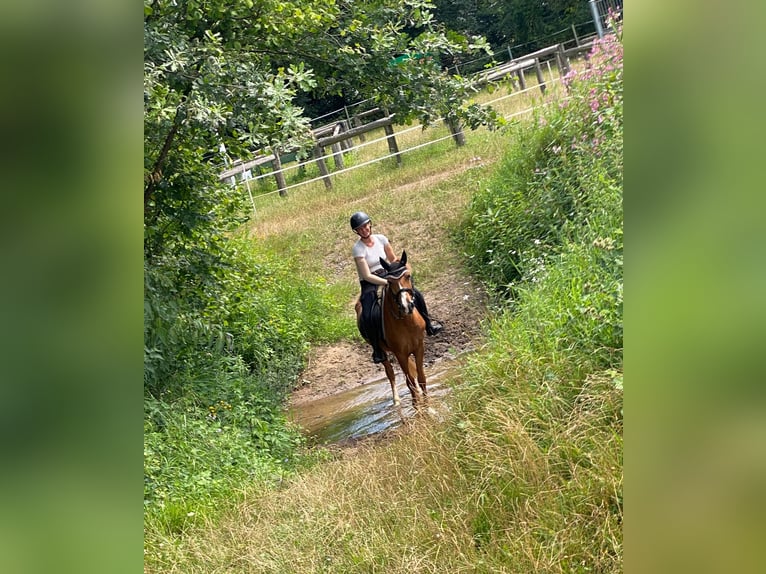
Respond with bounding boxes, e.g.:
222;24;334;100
269;157;497;447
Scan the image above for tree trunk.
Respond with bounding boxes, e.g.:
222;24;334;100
446;117;466;147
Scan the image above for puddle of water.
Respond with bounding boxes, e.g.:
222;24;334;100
289;367;453;445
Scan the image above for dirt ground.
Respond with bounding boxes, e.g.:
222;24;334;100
289;273;489;408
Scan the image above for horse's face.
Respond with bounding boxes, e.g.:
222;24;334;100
380;250;416;315
387;270;416;315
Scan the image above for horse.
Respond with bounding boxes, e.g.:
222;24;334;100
356;250;428;406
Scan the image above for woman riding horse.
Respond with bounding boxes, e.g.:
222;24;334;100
375;252;431;404
350;210;442;364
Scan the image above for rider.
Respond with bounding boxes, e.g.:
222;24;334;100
350;211;443;364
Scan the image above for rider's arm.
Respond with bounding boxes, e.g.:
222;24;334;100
384;243;397;263
355;257;387;286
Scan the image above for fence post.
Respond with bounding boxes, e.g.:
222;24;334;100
331;141;344;170
571;23;580;47
589;0;604;38
517;67;526;91
244;173;256;216
505;48;519;90
534;58;546;94
338;120;352;150
271;147;287;197
556;43;570;76
353;115;366;143
383;123;402;165
313;145;333;189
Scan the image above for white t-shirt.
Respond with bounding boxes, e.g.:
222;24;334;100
352;234;389;275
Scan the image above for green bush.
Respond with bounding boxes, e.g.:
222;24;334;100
144;390;300;534
457;31;623;301
144;235;350;529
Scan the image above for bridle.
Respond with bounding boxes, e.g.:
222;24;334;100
385;271;416;319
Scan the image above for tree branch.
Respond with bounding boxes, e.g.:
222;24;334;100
144;101;186;210
144;59;203;210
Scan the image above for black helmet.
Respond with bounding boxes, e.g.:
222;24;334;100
350;211;371;230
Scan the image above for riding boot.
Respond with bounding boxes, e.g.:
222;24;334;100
359;324;387;363
413;289;443;336
371;343;387;364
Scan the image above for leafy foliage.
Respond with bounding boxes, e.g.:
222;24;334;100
457;23;623;367
144;238;348;529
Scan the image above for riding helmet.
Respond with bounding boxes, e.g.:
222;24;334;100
350;211;371;230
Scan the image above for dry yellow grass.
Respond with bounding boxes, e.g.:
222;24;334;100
146;369;622;573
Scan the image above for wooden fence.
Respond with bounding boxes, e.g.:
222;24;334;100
219;41;591;196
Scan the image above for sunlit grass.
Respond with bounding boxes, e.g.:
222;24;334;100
146;366;621;574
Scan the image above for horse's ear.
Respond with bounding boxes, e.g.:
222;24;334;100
400;251;407;265
379;257;390;272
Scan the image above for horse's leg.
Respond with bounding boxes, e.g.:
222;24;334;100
414;342;427;398
382;359;400;405
406;356;422;398
395;353;419;403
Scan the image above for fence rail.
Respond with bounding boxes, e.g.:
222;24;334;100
220;29;607;207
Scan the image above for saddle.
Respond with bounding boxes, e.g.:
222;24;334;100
358;285;386;345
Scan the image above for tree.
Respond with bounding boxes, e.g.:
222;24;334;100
144;0;499;252
432;0;593;53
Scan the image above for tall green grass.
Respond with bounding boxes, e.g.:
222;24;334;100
144;240;349;536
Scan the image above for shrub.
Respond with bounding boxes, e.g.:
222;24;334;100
144;235;349;530
457;25;623;299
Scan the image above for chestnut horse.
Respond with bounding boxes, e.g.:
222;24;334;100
356;251;427;406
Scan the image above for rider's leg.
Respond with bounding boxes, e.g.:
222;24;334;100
413;288;443;336
362;289;387;363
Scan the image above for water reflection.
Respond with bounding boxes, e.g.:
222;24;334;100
289;367;452;445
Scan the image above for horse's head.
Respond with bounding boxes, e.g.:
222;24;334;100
379;251;416;315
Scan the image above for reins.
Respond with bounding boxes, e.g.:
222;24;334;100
378;254;418;330
386;281;415;320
